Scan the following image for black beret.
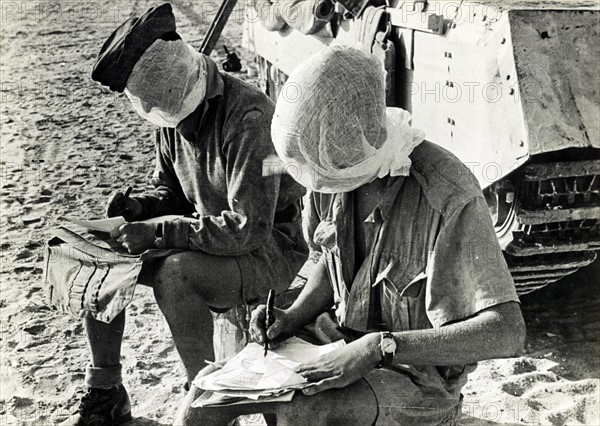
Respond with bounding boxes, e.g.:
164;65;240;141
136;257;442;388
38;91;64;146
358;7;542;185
92;3;180;93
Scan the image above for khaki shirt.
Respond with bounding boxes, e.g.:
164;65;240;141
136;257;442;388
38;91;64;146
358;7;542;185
136;58;306;256
306;141;519;415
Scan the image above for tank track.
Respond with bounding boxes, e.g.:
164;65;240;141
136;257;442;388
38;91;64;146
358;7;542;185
506;159;600;294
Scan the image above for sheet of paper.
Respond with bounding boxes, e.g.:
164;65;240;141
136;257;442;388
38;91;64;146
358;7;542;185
269;336;346;368
196;354;305;391
216;388;290;401
192;389;295;408
194;337;345;392
62;216;127;233
192;338;345;408
62;215;184;234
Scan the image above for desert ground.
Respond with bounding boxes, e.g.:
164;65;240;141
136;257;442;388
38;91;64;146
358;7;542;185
0;1;598;425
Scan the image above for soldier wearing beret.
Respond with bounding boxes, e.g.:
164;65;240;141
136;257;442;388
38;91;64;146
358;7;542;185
63;3;308;425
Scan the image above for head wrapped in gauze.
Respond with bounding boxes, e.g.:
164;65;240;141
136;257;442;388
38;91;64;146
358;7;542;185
271;46;425;193
124;38;207;128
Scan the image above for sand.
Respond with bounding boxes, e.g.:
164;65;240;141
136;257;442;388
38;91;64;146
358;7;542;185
0;1;598;425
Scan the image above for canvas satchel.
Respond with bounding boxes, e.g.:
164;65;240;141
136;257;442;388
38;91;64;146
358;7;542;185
44;225;178;323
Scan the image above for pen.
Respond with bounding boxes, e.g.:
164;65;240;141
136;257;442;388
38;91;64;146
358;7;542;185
264;289;275;357
119;186;133;215
122;186;133;203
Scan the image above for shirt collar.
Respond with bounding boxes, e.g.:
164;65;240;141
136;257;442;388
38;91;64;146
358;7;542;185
202;56;225;102
364;176;406;223
176;56;224;141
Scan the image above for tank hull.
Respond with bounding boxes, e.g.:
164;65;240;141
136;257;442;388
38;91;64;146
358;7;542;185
242;1;600;294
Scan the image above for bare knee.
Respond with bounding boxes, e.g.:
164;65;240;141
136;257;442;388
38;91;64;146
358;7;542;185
175;384;235;426
155;253;195;286
153;255;193;308
153;252;243;309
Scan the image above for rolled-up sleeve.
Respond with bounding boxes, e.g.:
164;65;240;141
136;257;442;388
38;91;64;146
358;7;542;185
426;197;520;328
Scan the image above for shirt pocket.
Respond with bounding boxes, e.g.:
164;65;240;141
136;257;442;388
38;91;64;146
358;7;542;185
376;251;426;332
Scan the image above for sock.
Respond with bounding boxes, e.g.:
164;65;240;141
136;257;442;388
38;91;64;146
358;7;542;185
85;363;122;389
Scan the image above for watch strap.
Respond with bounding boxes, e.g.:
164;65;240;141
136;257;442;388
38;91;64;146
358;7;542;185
154;223;164;249
380;331;395;367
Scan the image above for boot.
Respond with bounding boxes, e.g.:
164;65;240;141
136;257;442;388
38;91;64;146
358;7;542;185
61;384;132;425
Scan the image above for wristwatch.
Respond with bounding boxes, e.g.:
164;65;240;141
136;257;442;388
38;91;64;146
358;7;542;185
154;223;164;249
378;331;397;367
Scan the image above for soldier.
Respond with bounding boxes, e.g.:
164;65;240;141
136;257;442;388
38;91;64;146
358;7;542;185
177;46;525;426
64;3;307;425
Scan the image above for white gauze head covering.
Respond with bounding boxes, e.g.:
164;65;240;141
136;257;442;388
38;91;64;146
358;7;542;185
124;38;207;128
271;46;425;193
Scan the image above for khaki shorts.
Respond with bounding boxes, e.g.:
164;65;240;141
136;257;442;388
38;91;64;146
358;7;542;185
233;220;308;306
297;312;463;426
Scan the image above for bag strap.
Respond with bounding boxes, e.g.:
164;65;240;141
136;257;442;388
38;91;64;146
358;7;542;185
51;227;140;263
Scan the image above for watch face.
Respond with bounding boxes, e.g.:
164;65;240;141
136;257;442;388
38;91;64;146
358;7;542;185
382;338;396;353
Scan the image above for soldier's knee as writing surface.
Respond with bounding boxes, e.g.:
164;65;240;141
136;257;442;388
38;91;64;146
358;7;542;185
153;255;203;295
155;253;221;283
153;253;243;308
275;379;377;425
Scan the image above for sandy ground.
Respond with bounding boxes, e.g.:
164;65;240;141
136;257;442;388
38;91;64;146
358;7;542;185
0;1;598;425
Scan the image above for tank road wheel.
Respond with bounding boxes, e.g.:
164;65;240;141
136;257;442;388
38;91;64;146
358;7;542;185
484;159;600;296
484;179;520;251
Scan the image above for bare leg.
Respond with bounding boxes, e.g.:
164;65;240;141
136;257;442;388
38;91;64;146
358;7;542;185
85;312;124;367
157;297;214;383
82;262;158;389
83;252;245;387
83;313;125;388
153;252;245;383
174;366;238;426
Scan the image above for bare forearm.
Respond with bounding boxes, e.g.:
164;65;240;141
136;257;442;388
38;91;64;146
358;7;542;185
286;256;334;329
295;303;525;397
391;302;525;366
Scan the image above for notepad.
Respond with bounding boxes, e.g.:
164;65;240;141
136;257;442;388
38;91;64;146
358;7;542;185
192;337;345;407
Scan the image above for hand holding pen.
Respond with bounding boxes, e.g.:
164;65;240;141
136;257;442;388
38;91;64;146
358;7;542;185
120;186;133;207
249;291;298;352
106;186;143;221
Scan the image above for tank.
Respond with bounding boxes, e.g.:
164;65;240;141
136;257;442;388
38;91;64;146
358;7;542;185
242;0;600;294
